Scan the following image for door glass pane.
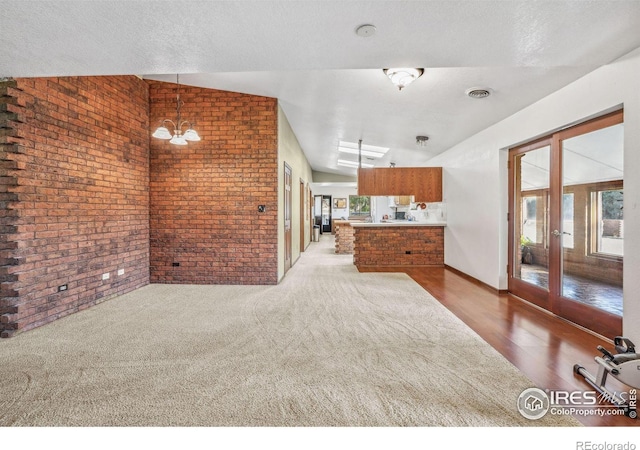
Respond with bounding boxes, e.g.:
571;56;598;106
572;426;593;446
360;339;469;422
562;193;574;249
513;146;550;290
561;123;623;316
322;196;331;232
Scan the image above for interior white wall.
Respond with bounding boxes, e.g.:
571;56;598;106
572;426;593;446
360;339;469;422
278;105;314;282
372;196;396;222
427;47;640;342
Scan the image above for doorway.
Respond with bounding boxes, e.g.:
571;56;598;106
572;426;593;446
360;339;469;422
308;185;313;244
321;195;332;233
284;163;292;273
313;195;322;232
300;179;305;252
508;110;623;338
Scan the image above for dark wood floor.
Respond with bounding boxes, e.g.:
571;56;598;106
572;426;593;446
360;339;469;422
376;266;637;427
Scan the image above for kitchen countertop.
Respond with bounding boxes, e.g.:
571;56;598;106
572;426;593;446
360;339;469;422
351;221;446;227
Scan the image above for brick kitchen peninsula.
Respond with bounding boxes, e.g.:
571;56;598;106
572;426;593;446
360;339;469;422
351;222;445;271
334;220;355;254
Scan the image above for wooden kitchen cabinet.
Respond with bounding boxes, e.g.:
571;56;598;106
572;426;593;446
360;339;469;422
357;167;442;202
414;167;442;202
356;167;377;195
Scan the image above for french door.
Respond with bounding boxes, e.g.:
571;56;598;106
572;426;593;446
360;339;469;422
508;110;623;339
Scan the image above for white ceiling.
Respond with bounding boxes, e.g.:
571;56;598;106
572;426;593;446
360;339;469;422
2;1;640;177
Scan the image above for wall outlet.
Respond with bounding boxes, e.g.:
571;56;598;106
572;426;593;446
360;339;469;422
117;269;125;276
102;273;110;280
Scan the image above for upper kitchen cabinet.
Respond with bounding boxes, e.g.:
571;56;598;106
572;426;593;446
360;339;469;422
356;166;378;195
414;167;442;202
357;167;442;202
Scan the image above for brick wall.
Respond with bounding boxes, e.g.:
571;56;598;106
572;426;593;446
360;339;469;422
148;81;279;284
0;76;150;337
354;226;444;270
334;221;355;254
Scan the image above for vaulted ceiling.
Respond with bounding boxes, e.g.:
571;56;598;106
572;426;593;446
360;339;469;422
2;1;640;177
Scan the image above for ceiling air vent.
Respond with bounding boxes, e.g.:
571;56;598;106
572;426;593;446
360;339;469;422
465;87;492;99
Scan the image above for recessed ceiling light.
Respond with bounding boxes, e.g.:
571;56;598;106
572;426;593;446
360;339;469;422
465;87;492;99
355;24;376;37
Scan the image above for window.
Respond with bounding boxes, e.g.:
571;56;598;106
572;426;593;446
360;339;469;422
593;189;623;257
349;195;370;216
521;193;547;245
521;196;538;244
521;192;572;248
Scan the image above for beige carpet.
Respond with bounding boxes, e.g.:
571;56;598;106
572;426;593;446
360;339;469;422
0;236;579;427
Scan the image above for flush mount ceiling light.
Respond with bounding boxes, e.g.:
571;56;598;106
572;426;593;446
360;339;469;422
416;135;429;147
355;24;376;37
338;140;389;158
383;68;424;91
152;74;201;145
465;87;492;99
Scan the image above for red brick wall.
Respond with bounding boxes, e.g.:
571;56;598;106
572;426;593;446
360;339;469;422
354;226;444;269
334;221;355;254
148;81;278;284
0;76;150;338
